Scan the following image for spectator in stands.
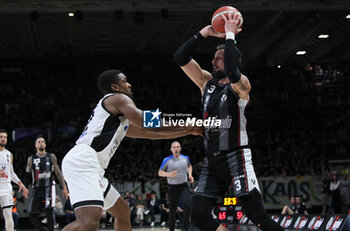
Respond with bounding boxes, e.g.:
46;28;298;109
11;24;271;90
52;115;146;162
53;195;64;228
135;194;147;226
314;64;324;77
340;173;350;213
12;191;19;229
145;191;161;227
64;198;75;224
295;195;308;215
281;195;296;215
322;172;332;214
160;193;170;227
329;174;341;213
124;191;135;225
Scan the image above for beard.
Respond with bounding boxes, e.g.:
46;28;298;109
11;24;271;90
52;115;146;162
211;69;226;80
39;148;45;152
0;143;5;147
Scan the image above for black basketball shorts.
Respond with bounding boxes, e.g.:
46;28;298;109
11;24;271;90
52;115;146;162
195;148;260;199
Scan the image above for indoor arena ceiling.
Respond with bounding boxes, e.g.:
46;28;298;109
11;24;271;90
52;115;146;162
0;0;350;65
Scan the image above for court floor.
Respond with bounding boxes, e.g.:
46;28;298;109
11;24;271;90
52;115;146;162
14;225;262;231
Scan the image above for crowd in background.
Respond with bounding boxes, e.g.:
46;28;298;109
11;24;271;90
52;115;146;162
1;56;349;220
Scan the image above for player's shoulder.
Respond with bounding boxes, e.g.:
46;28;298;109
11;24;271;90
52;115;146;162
1;148;11;154
106;93;133;103
50;153;57;158
104;93;135;111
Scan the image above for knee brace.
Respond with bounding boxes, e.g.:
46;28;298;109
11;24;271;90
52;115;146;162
191;195;219;231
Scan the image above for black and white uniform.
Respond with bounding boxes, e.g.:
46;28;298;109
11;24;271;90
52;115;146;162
195;79;260;198
62;93;129;210
0;149;14;209
29;152;54;213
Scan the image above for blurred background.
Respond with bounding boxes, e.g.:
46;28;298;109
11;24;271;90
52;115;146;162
0;0;349;229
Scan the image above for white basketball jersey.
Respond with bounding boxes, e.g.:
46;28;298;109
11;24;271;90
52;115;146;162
76;93;130;169
0;149;13;195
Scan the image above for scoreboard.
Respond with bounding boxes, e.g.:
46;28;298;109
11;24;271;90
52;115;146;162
216;197;244;223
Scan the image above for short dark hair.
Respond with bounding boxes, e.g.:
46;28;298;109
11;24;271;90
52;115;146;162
216;44;243;67
98;69;123;95
36;135;45;141
0;129;7;135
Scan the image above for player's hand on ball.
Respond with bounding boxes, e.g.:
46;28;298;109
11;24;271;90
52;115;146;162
200;25;225;38
221;12;242;35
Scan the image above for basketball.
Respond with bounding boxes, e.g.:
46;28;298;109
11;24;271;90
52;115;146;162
211;6;243;35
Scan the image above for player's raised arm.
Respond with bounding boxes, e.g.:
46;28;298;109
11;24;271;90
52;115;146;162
221;12;251;99
174;25;223;92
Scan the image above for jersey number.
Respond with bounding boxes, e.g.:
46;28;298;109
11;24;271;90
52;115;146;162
234;179;241;192
82;111;95;133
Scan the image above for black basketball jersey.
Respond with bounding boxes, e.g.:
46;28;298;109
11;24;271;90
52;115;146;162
202;79;249;155
31;152;54;188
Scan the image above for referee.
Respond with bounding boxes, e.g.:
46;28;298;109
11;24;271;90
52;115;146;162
158;141;193;231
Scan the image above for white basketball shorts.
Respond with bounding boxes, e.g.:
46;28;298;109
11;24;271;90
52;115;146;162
62;144;120;210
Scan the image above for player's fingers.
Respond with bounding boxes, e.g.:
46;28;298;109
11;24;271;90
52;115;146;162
227;12;232;20
232;12;237;20
235;13;241;24
220;14;227;22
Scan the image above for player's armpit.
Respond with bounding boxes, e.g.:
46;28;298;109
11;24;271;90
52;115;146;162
231;74;251;99
181;59;212;92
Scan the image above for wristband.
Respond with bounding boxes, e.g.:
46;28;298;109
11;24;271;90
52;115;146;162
194;32;204;40
226;32;235;41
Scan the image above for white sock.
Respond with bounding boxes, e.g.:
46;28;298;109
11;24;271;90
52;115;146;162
3;208;14;231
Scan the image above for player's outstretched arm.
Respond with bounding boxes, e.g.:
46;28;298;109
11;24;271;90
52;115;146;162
52;154;69;200
104;94;201;139
126;122;201;140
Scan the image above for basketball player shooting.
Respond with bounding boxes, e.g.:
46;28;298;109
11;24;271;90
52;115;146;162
61;70;201;231
174;12;284;231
